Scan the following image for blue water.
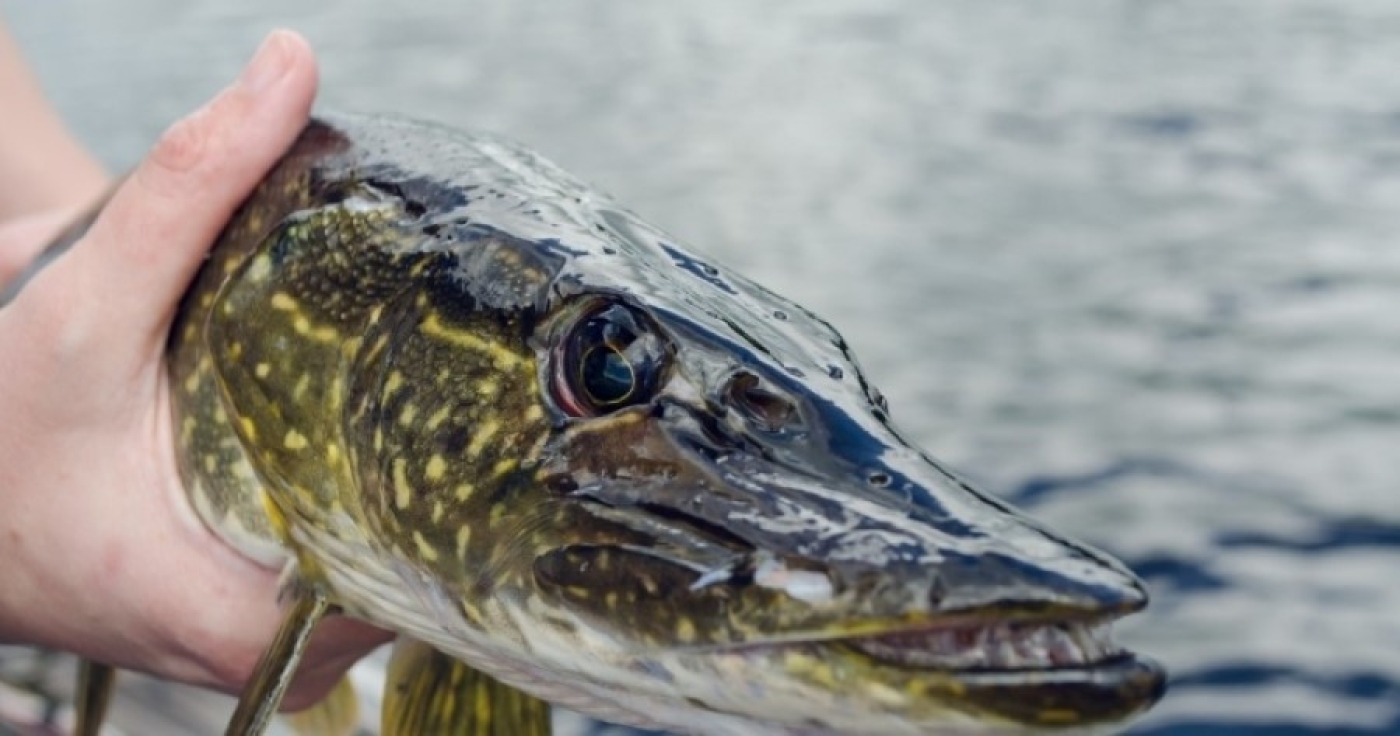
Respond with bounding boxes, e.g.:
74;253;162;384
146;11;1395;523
3;1;1397;733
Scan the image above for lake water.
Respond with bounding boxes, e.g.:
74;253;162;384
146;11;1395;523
2;1;1398;734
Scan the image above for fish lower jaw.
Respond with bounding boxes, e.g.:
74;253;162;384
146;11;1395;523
847;620;1122;672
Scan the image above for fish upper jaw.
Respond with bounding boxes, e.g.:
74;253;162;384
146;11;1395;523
531;393;1150;653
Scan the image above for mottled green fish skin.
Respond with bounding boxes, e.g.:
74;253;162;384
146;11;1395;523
167;114;1164;735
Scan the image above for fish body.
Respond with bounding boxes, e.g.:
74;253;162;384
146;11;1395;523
167;113;1164;735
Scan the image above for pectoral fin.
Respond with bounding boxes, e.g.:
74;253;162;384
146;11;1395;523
225;593;330;736
74;659;115;736
381;638;550;736
283;673;360;736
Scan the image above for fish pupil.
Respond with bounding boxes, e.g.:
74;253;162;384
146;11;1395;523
582;345;635;405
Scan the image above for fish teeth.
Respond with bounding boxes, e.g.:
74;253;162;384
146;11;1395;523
850;621;1120;670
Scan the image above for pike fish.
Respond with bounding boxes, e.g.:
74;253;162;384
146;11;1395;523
68;114;1164;735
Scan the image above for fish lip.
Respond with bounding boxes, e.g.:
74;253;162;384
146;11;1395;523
830;611;1145;675
932;651;1167;727
713;610;1166;726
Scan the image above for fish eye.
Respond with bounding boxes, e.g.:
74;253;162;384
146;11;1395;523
554;302;669;416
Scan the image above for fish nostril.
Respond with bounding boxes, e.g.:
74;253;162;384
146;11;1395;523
727;372;796;432
928;574;948;609
543;474;579;495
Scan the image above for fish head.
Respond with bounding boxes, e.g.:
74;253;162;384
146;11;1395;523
318;117;1166;733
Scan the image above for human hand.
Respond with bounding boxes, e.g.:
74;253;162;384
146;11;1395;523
0;30;391;710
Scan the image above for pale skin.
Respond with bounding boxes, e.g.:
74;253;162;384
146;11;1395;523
0;26;390;710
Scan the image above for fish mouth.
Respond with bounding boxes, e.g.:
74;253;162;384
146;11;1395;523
846;618;1124;672
732;613;1165;728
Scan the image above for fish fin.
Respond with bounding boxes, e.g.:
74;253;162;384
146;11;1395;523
74;659;115;736
283;673;360;736
225;593;331;736
381;638;550;736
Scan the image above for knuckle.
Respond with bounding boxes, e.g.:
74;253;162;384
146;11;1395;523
149;112;208;175
136;103;224;200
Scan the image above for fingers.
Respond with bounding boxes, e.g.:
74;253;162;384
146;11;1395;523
0;20;110;220
15;30;318;354
0;205;81;297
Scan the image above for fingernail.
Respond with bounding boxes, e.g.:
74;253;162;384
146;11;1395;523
239;31;292;94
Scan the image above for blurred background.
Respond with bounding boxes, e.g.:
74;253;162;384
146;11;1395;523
2;1;1398;734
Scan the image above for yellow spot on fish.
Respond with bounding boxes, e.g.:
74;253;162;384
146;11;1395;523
203;455;217;474
523;432;549;464
239;417;257;441
425;455;447;481
367;335;389;362
454;483;474;502
183;372;200;395
866;682;908;708
229;342;243;360
293;315;311;335
255;363;270;379
785;653;837;688
491;458;517;479
326;443;341;464
426;406;451;430
384;371;404;395
393;459;412;510
214;406;228;424
284;430;308;450
1037;709;1080;724
270;292;298;311
293;373;311;401
524;405;544;422
421;313;525;369
413;531;439;562
466;420;500;459
431;501;445;523
400;402;418;426
248;255;272;282
476;379;498;398
455;526;471;557
676;618;697;643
